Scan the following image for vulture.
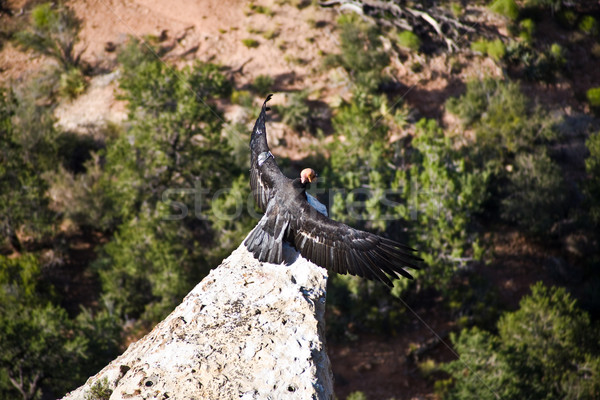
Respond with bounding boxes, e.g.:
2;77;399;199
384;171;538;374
244;94;422;286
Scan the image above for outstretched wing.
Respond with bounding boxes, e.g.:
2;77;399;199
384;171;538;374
250;94;285;212
290;202;421;287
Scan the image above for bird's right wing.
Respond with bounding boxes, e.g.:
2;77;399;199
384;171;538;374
250;94;285;212
290;202;422;287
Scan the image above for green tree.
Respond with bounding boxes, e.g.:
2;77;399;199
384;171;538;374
446;78;555;169
489;0;520;20
501;151;567;235
446;78;568;236
107;50;233;221
584;131;600;226
275;90;312;132
323;10;397;230
94;209;198;322
0;88;56;252
80;41;235;231
441;282;600;400
319;25;416;333
396;119;489;291
0;255;86;400
15;2;82;72
0;301;87;400
91;41;247;324
326;92;395;230
75;307;122;380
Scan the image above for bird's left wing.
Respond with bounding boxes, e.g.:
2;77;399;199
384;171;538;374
250;94;285;212
290;202;422;286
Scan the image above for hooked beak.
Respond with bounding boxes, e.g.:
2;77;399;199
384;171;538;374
301;168;317;184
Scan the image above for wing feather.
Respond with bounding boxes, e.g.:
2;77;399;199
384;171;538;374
249;94;285;212
290;202;422;287
246;94;421;286
243;200;291;265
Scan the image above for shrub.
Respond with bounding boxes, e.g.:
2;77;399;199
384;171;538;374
328;13;389;92
451;3;463;17
579;15;598;35
501;151;567;236
85;378;113;400
518;18;535;43
556;8;578;28
58;67;87;99
471;38;506;61
489;0;519;20
251;74;274;96
15;2;83;71
446;78;556;167
248;3;274;16
275;90;311;132
584;131;600;225
262;28;280;40
441;282;600;400
230;89;254;107
586;87;600;108
396;119;490;291
486;39;506;60
346;391;368;400
505;41;566;83
396;30;421;52
242;38;260;48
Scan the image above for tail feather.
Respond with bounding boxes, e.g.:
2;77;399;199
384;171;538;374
243;212;286;265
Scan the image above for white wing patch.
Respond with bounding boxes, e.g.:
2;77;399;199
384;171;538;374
257;151;274;166
306;193;328;217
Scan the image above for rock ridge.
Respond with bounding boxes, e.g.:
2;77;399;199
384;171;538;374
62;243;333;400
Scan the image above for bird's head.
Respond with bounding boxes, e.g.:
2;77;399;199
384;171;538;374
300;168;317;184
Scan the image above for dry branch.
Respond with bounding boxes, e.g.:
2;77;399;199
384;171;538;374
320;0;480;52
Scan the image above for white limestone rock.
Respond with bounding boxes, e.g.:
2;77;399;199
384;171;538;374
61;243;333;400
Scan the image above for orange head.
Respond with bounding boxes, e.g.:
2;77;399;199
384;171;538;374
300;168;317;184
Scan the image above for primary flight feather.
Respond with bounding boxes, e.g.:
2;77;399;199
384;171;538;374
244;94;422;286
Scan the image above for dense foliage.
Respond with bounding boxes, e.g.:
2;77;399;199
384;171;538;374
0;36;253;399
440;283;600;400
1;1;599;399
91;41;251;323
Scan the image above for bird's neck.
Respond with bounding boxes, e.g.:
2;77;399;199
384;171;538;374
292;178;308;194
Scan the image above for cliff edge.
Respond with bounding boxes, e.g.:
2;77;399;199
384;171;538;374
62;243;333;400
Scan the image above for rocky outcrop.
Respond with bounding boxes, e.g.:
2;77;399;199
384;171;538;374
62;243;333;400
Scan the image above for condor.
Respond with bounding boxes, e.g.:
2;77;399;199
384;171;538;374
244;94;422;286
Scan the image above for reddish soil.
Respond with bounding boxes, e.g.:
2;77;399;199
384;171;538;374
1;1;598;399
329;309;457;400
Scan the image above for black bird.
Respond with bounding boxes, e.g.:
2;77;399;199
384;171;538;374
244;94;422;286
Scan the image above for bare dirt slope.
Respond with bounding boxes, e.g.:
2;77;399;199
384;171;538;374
2;0;339;87
2;0;341;157
2;2;597;400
